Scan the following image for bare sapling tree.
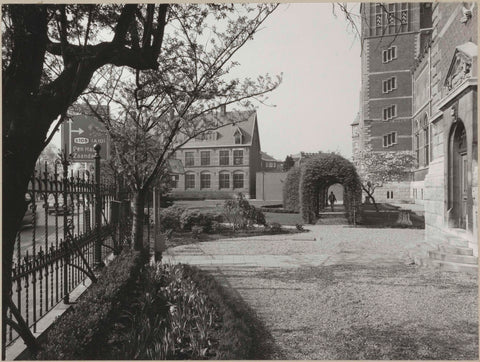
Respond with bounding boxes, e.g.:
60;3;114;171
83;3;281;250
353;145;416;211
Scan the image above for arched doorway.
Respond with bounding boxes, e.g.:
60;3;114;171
449;121;468;229
327;183;344;207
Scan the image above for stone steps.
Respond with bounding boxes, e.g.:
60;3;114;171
445;235;470;247
428;250;478;265
430;259;478;275
437;244;474;256
409;230;478;275
315;217;348;225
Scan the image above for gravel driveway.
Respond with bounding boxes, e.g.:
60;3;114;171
164;225;478;360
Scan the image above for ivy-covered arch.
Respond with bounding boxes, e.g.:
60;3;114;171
299;154;362;224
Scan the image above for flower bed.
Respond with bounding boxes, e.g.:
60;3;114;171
37;257;261;360
97;264;258;359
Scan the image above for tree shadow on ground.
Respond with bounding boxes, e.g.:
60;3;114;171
205;268;285;359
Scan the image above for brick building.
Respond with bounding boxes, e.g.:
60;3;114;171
412;2;477;257
354;3;433;202
260;151;283;171
169;110;261;199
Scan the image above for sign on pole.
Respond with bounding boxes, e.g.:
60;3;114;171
61;112;110;162
166;159;185;174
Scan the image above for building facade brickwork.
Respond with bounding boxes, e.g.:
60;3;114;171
170;111;261;199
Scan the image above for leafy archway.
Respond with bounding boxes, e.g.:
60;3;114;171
299;154;362;224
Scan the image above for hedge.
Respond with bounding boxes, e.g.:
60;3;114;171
299;153;362;224
37;249;144;360
282;166;301;212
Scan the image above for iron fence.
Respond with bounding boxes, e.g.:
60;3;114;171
4;147;133;352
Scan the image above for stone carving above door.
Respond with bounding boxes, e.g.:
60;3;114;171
444;42;477;92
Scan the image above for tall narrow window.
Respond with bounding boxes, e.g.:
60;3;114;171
200;151;210;166
383;132;397;147
185;152;194;167
200;173;211;189
382;46;397;63
233;172;244;189
185;173;195;189
219;172;230;189
424;122;430;166
233;150;243;165
382;105;397;120
219;150;229;166
383;77;397;93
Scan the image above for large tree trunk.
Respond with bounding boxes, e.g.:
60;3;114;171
2;4;168;353
131;189;147;251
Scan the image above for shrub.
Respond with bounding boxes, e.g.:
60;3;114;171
38;249;144;360
158;205;185;231
180;209;221;232
222;193;265;230
191;225;204;238
267;222;282;233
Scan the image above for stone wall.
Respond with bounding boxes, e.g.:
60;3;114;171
256;171;287;201
410;180;426;205
372;181;412;203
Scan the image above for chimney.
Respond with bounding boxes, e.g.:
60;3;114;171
220;104;226;115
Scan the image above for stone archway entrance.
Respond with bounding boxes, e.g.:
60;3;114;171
449;121;468;229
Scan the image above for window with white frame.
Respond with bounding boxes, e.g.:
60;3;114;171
382;46;397;63
383;132;397;147
219;150;229;166
200;151;210;166
233;172;244;189
382;77;397;93
219;172;230;189
200;172;211;189
185;173;195;189
185;152;194;167
382;105;397;121
233;150;243;165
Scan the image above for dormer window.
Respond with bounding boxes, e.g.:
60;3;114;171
233;128;243;144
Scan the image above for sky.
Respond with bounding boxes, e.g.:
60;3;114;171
228;3;361;161
51;3;362;162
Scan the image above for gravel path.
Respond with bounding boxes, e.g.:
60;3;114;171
164;225;478;359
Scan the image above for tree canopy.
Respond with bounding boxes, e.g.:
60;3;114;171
352;145;416;208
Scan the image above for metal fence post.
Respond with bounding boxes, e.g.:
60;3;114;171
62;148;70;304
94;144;104;268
